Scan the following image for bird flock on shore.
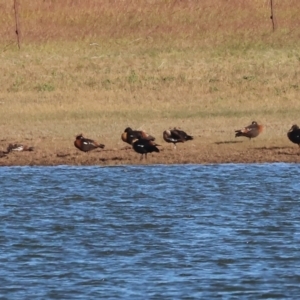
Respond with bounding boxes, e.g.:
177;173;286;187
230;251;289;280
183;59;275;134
74;127;194;160
1;122;300;160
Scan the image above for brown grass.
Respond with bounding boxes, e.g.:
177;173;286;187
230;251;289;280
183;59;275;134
0;0;300;165
2;0;300;45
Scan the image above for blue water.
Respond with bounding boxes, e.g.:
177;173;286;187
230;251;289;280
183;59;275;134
1;164;300;299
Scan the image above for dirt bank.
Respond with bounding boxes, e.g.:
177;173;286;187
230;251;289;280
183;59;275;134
1;138;299;166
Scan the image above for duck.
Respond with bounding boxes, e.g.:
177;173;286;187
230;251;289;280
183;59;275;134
7;143;34;152
287;124;300;147
121;127;155;145
0;151;8;158
132;136;160;160
163;128;193;149
235;121;263;140
74;134;105;152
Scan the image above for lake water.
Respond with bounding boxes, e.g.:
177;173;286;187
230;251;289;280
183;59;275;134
1;164;300;299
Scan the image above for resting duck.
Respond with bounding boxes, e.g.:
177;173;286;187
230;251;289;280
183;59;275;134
0;151;8;158
163;128;193;149
121;127;155;145
235;121;263;140
287;124;300;147
7;143;34;152
132;136;160;160
74;134;105;152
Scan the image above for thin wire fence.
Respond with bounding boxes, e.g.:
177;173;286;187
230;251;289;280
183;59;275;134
1;0;299;48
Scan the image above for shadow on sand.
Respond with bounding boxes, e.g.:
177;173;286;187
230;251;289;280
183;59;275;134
214;141;243;145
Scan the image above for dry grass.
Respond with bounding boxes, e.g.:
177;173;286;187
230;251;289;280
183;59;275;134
1;0;300;45
0;0;300;163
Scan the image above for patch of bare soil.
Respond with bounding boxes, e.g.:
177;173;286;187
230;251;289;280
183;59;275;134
0;138;300;166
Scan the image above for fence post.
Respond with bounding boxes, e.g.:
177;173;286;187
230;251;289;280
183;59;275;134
270;0;276;32
14;0;21;49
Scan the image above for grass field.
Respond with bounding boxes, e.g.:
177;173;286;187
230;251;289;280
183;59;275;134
0;0;300;159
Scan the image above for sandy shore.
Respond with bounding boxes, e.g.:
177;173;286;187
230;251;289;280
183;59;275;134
1;138;300;166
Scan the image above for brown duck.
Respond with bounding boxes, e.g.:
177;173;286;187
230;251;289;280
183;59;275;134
121;127;155;145
7;143;34;152
74;134;105;152
287;124;300;147
235;121;263;140
0;151;8;158
163;128;193;149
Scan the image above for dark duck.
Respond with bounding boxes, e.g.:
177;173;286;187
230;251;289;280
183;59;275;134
74;134;105;152
235;121;263;140
132;136;160;160
287;124;300;147
163;128;193;149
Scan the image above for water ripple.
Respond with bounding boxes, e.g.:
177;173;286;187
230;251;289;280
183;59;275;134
0;164;300;299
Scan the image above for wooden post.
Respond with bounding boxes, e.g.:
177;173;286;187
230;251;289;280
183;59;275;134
13;0;21;49
270;0;275;32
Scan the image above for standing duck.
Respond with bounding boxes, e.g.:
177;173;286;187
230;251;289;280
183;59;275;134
132;136;160;160
163;128;193;149
74;134;105;152
287;125;300;147
121;127;155;145
235;121;263;140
